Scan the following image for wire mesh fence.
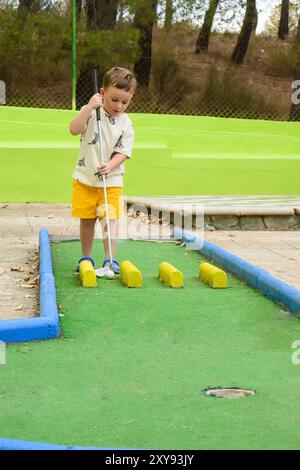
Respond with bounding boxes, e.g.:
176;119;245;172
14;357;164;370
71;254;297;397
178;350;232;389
2;61;296;122
0;7;298;121
2;66;297;121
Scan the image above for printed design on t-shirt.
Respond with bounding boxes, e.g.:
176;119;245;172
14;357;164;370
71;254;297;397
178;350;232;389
107;116;116;125
115;133;123;149
88;132;99;145
94;170;103;182
78;157;85;167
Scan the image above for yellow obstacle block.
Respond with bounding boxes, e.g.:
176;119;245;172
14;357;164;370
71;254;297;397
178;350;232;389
120;260;142;288
199;262;227;288
159;262;184;288
79;260;97;288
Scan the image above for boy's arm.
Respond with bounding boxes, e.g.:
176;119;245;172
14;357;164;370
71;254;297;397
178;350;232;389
69;94;103;135
99;153;128;176
100;118;134;175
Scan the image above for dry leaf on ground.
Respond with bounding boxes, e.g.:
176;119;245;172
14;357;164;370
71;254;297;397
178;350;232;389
10;266;24;272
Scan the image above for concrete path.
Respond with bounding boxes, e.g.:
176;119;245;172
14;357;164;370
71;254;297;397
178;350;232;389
0;203;300;321
0;204;77;321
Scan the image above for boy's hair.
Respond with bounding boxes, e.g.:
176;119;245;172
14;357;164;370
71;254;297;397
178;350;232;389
103;67;137;93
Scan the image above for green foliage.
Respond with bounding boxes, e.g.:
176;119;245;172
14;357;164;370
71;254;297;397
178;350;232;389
264;43;299;77
168;20;197;35
265;1;300;36
153;22;197;56
0;4;139;95
223;30;235;38
201;64;279;118
123;0;158;26
151;36;195;111
78;27;140;72
0;0;297;119
0;7;71;89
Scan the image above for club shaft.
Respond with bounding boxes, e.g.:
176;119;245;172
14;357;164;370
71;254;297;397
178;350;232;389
96;118;113;266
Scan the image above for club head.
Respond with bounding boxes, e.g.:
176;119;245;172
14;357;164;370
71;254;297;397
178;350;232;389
95;266;115;279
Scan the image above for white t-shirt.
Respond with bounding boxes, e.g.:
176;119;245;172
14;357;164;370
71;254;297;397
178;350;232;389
72;106;134;187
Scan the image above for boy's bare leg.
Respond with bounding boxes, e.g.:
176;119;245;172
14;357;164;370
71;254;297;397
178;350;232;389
80;218;97;257
100;219;117;259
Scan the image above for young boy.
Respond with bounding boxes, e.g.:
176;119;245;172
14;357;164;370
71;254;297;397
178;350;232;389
70;67;137;274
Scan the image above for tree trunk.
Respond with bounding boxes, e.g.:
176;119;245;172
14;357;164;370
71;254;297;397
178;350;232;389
77;0;118;109
133;0;158;87
164;0;173;32
231;0;256;64
118;0;125;24
195;0;220;54
18;0;33;8
76;0;82;21
18;0;42;12
253;4;258;35
86;0;118;31
278;0;289;40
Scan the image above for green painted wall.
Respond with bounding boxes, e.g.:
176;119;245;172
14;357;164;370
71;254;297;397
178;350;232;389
1;107;300;201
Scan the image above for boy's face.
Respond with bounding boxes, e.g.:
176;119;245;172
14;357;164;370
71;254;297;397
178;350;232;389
100;85;134;118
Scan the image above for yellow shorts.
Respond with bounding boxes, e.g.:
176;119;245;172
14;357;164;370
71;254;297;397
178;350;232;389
72;180;124;220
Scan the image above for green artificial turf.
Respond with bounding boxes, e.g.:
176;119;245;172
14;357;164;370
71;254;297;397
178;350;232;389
1;106;300;201
0;239;300;449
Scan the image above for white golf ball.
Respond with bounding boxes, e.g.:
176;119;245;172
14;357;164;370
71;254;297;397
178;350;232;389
104;269;115;279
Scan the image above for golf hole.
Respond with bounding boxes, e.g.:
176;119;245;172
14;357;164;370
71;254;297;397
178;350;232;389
203;387;256;399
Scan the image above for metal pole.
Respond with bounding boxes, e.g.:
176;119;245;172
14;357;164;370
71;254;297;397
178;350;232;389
72;0;76;110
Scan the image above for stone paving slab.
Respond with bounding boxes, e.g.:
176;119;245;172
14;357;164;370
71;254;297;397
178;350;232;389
126;196;300;230
0;204;300;321
126;195;300;207
126;196;300;214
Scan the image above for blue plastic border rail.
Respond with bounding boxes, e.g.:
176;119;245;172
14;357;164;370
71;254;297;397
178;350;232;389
174;227;300;314
0;228;60;342
0;438;114;450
